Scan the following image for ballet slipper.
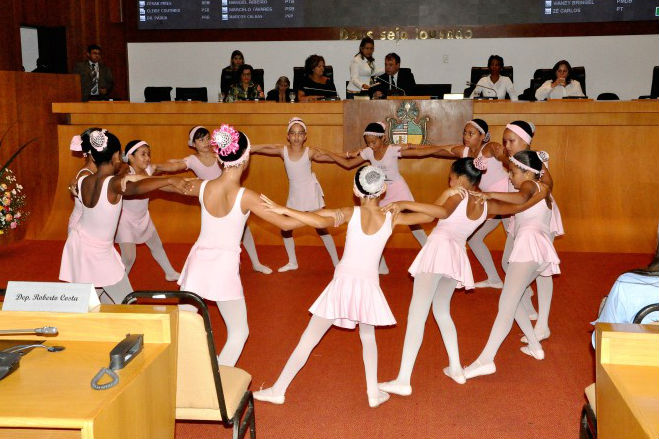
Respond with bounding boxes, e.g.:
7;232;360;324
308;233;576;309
473;279;504;289
521;328;550;343
443;366;466;385
253;387;285;404
166;271;181;282
463;360;496;379
378;380;412;396
520;345;545;360
253;264;273;274
368;390;390;408
277;262;298;272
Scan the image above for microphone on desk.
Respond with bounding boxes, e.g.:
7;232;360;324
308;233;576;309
373;76;406;95
0;326;59;336
466;81;498;99
302;86;339;97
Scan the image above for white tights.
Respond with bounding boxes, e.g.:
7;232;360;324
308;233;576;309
242;226;269;271
98;273;133;304
270;316;380;398
395;274;460;384
216;299;249;366
118;231;178;278
473;261;544;365
468;218;510;284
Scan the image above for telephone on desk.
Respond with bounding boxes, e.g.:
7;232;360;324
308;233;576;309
91;333;143;390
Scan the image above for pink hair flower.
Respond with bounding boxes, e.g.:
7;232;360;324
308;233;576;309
70;135;83;152
210;124;240;156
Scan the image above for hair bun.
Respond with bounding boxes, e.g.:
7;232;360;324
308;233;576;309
536;150;549;163
211;124;240;156
89;129;108;152
354;165;386;198
473;156;488;171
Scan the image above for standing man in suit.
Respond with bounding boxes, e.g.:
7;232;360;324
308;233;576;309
74;44;114;101
372;53;416;98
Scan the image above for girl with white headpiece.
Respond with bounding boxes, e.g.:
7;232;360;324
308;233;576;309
464;149;560;380
152;125;272;274
378;157;547;394
250;117;340;272
115;139;180;281
176;124;315;367
67;128;98;234
254;165;435;408
316;121;446;274
59;129;191;304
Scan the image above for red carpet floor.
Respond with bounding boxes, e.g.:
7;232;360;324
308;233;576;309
0;240;651;438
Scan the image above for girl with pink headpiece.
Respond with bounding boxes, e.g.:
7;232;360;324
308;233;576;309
67;128;98;233
250;117;340;272
463;149;560;380
152;125;272;274
377;157;547;394
176;124;315;366
115;139;180;282
316;121;446;274
59;129;191;304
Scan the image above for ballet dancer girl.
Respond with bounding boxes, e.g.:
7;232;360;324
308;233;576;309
154;125;272;274
59;129;190;304
67;129;98;233
250;117;339;272
253;165;435;408
378;157;547;394
176;125;309;366
115;139;180;281
463;150;560;379
316;122;445;273
500;120;563;342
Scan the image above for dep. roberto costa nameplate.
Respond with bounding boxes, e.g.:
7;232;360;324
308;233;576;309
2;281;100;313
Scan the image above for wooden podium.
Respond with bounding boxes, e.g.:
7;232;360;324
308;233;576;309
0;305;178;439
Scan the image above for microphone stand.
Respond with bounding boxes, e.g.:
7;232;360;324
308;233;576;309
466;81;498;99
301;86;339;99
0;326;59;336
374;76;406;96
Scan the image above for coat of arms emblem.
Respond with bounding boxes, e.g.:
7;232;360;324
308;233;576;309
386;101;429;145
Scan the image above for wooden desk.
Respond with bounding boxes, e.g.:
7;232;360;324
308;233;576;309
42;100;659;252
596;323;659;439
0;305;178;439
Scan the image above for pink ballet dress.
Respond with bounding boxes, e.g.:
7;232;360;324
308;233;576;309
308;207;396;329
508;181;561;276
184;154;222;179
178;182;249;301
462;146;509;192
409;196;487;289
360;146;414;207
283;146;325;211
59;175;125;287
115;166;156;244
67;167;94;234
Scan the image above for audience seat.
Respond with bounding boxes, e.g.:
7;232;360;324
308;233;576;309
519;67;586;101
292;65;334;93
251;69;265;93
638;66;659;99
144;86;172;102
122;291;256;439
463;66;514;98
596;93;619;101
175;87;208;102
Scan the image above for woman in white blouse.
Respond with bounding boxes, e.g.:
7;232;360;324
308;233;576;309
535;60;585;101
470;55;517;101
347;37;384;98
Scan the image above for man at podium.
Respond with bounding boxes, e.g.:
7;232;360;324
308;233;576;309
371;52;416;98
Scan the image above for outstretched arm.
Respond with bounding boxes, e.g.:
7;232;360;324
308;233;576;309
259;194;349;229
152;159;188;174
487;183;549;216
312;149;366;169
250;143;285;156
242;191;306;230
400;143;463;159
384;190;463;220
479;180;542;204
111;175;192;197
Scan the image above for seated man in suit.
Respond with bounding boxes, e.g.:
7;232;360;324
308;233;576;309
73;44;114;101
372;52;416;98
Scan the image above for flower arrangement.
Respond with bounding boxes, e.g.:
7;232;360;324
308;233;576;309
0;168;27;235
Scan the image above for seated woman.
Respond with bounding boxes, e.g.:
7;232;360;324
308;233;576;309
225;64;265;102
266;76;293;102
535;60;585;101
298;55;337;101
220;50;244;97
591;232;659;347
469;54;517;101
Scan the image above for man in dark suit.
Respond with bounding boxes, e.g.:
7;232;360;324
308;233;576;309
73;44;114;101
372;52;416;98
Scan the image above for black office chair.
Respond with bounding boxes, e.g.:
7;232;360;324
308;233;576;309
597;93;619;101
639;66;659;99
175;87;208;102
122;291;256;439
292;65;334;93
413;84;452;98
463;66;514;98
144;86;172;102
251;69;265;93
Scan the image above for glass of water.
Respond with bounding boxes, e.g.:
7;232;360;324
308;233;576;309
289;91;296;103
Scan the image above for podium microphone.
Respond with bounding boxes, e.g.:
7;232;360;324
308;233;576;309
302;86;338;97
466;81;497;98
374;76;406;95
0;326;59;336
